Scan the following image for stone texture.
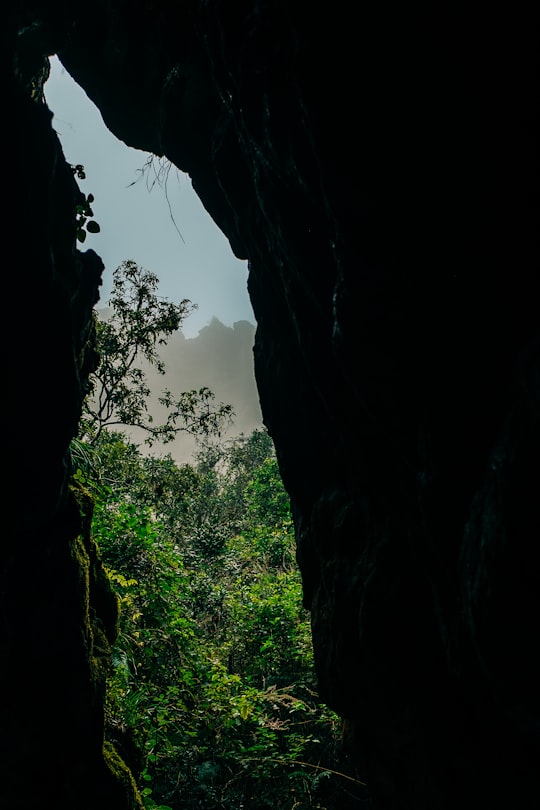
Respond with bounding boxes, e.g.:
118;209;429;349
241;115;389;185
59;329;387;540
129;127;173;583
2;3;539;808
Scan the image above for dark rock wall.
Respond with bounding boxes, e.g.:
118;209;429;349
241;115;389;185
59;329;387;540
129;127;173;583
2;9;143;809
2;3;539;808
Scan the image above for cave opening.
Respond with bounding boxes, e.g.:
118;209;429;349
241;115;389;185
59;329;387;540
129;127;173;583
34;54;366;810
44;54;264;465
44;55;254;339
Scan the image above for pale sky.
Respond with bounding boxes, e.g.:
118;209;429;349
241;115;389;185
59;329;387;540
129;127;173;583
44;56;255;338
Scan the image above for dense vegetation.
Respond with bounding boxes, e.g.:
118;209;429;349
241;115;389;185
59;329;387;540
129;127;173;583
72;262;367;808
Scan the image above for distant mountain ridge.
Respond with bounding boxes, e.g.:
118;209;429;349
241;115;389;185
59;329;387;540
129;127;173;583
95;310;264;463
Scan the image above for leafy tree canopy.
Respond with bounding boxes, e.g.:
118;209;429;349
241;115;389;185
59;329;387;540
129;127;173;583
79;428;367;810
69;258;367;808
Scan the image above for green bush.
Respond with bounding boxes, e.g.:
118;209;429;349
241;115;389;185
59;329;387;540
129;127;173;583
81;429;364;809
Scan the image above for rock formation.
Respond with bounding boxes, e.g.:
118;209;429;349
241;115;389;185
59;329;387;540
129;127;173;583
2;3;539;808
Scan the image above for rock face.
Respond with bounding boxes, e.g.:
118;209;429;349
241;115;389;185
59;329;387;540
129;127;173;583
2;3;539;808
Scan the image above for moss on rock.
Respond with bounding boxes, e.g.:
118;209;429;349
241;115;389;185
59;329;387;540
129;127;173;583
103;740;145;810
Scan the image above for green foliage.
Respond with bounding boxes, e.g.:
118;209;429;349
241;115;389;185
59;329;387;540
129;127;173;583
79;259;234;446
71;163;101;242
66;168;367;809
78;428;367;809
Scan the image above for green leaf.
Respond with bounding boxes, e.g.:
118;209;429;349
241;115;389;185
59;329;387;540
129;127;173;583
87;220;101;233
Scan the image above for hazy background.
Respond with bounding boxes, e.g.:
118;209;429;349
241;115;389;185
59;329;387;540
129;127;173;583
117;317;264;464
44;56;263;461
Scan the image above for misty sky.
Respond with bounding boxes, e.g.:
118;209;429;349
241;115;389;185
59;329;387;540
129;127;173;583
44;56;255;339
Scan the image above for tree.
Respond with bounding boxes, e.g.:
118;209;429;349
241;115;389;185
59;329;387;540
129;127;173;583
88;429;360;810
78;259;234;446
68;259;365;806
